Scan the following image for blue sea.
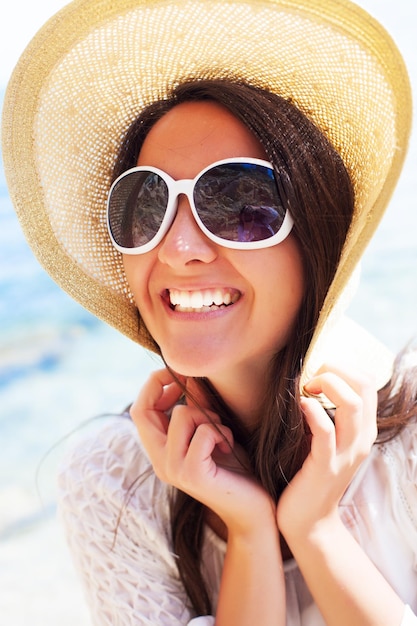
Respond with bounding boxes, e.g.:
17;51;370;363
1;4;417;618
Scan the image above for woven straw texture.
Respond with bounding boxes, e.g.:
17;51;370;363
2;0;412;358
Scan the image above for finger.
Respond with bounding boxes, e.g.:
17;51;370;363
300;397;335;466
166;404;224;467
308;363;378;424
130;369;184;456
305;372;364;450
326;365;378;444
304;370;361;408
133;368;185;414
187;422;234;474
304;371;376;453
314;362;377;416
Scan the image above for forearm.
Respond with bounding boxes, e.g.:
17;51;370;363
286;515;405;626
215;517;285;626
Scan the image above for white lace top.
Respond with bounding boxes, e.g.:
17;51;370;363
58;415;417;625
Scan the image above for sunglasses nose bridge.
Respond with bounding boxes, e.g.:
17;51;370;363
157;176;218;265
171;178;194;208
168;178;200;231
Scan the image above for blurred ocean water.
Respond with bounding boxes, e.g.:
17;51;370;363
0;0;416;623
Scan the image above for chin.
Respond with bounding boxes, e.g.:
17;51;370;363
163;358;209;378
161;347;220;379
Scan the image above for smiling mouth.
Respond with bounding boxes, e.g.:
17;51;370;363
167;288;240;312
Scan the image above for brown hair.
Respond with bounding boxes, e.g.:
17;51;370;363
113;79;417;616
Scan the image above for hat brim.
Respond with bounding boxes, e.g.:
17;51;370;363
2;0;412;375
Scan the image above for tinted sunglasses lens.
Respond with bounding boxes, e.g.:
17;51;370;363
108;170;168;248
194;163;286;242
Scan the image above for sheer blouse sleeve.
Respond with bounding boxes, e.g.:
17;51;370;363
402;605;417;625
57;416;214;626
387;421;417;623
339;418;417;623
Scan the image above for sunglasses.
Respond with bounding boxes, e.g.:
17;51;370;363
107;157;294;254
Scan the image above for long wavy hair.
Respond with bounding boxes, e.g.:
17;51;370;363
113;79;417;616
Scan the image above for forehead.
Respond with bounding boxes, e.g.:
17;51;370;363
137;100;267;177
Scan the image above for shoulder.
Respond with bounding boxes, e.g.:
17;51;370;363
341;418;417;542
376;419;417;484
58;414;172;545
344;420;417;608
57;418;196;623
376;420;417;526
58;414;150;493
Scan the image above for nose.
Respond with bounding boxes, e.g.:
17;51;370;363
157;195;218;266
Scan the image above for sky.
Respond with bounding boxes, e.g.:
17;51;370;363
1;2;69;86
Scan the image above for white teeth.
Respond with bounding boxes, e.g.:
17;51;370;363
190;291;204;308
202;291;214;307
213;289;223;306
169;289;181;306
168;288;239;311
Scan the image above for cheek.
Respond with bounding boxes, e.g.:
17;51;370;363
287;249;305;304
266;237;305;301
264;239;305;337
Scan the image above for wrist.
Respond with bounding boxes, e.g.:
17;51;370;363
282;508;343;551
226;503;279;543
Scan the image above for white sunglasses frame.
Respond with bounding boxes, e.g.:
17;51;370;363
107;156;294;254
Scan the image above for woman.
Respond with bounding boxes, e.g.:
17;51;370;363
2;0;416;624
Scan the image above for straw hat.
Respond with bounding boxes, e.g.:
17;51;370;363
2;0;412;386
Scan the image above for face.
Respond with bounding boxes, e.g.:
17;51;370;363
123;101;304;388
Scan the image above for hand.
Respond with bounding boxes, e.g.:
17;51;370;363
277;363;378;540
130;368;276;536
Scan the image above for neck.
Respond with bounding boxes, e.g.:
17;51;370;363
183;362;267;431
205;361;271;431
